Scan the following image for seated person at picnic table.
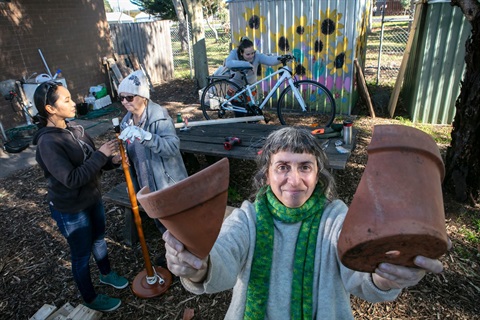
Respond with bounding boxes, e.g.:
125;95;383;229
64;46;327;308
163;126;446;319
225;37;282;104
116;70;188;264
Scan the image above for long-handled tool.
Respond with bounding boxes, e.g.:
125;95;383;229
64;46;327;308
112;118;172;298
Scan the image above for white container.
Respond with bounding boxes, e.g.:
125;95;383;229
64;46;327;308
209;98;220;110
93;95;112;110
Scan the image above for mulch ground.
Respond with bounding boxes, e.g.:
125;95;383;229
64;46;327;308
0;79;479;319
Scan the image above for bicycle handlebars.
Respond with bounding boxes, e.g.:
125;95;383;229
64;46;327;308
278;54;295;66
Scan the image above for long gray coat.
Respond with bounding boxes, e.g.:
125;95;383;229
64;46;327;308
121;100;187;193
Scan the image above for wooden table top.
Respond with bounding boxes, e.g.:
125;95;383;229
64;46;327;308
176;123;356;170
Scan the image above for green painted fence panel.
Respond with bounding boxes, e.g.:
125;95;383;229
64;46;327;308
403;0;470;124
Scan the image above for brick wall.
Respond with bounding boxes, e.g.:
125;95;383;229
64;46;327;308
0;0;113;129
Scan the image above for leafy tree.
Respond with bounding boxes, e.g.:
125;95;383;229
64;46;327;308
446;0;480;204
104;0;113;12
130;0;177;20
131;0;188;50
400;0;411;9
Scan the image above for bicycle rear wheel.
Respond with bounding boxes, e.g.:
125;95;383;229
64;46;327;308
277;80;336;127
200;79;248;120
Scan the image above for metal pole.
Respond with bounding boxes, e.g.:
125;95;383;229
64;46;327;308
376;2;386;84
186;20;194;79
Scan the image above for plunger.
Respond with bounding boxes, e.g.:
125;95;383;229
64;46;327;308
112;118;172;298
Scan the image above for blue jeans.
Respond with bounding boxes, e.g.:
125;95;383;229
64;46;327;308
51;201;111;303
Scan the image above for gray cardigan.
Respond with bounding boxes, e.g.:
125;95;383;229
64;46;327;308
121;100;187;193
181;199;401;319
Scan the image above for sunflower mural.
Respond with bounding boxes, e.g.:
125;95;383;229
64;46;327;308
286;16;312;79
232;3;267;50
355;1;370;64
228;0;368;115
311;8;346;85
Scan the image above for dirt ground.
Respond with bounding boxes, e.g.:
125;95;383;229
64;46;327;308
1;79;479;319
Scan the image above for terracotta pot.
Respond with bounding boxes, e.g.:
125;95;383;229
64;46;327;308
137;158;229;259
337;125;448;272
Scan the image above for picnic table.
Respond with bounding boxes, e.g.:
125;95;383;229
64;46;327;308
176;122;357;170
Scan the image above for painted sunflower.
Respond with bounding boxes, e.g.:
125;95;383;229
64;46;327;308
327;38;352;76
287;15;312;45
270;25;293;53
355;9;369;60
242;4;267;42
308;27;329;61
314;8;344;39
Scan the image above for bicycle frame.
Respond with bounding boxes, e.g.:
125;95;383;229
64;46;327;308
221;65;306;114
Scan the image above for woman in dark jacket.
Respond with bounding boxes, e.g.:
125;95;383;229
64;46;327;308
32;81;128;312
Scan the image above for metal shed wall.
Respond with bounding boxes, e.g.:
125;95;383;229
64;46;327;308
403;0;470;124
227;0;371;115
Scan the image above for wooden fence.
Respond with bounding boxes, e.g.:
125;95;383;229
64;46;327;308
109;21;174;85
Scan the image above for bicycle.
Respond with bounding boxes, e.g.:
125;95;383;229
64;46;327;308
200;55;336;127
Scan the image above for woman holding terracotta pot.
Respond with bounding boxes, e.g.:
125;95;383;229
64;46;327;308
163;127;446;319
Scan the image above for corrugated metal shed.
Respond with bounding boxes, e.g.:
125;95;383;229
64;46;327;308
403;0;470;124
227;0;371;115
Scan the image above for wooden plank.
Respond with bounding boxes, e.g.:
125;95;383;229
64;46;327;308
387;0;425;117
129;53;141;70
354;59;375;118
115;54;134;78
106;58;124;83
29;304;57;320
45;303;75;320
66;305;102;320
174;116;265;128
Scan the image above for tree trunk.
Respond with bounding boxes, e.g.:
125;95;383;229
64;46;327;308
182;0;209;89
172;0;189;52
445;0;480;204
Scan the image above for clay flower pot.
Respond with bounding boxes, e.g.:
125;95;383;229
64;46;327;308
337;125;448;272
137;158;229;259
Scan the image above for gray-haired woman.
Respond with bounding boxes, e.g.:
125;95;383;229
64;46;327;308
163;127;445;319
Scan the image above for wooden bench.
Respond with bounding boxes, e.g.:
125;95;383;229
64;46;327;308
103;182;235;246
103;182;145;246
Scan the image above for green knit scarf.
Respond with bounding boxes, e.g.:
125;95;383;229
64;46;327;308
244;185;325;319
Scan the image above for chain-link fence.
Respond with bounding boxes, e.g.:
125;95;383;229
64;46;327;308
365;1;415;84
170;21;231;79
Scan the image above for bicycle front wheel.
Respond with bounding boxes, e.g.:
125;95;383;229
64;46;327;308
200;79;247;120
277;80;336;127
